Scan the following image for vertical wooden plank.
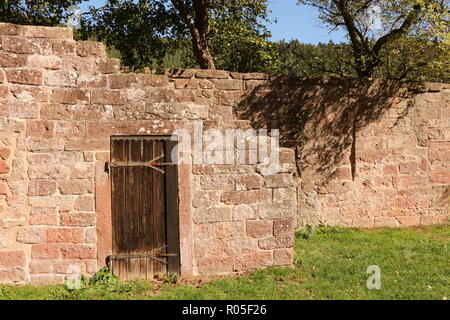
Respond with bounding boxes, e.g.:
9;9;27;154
144;139;154;279
111;138;128;280
113;139;123;279
137;139;144;280
165;140;180;274
110;139;118;277
122;139;130;281
151;141;161;275
128;139;140;280
152;140;166;275
138;139;145;280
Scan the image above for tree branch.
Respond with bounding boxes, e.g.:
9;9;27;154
171;0;197;36
171;0;216;69
333;0;369;76
372;4;422;56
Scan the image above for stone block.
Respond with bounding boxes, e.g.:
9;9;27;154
258;235;294;250
193;206;232;223
221;189;271;205
246;220;273;238
16;227;45;244
235;251;272;272
0;250;26;268
46;228;84;243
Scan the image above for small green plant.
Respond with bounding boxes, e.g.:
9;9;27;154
162;273;178;284
0;286;8;298
295;225;315;240
55;267;154;299
295;224;352;240
88;267;120;287
315;224;353;237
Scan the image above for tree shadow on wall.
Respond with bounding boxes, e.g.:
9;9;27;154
236;76;410;180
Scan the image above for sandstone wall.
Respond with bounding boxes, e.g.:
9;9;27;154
0;22;448;285
238;77;450;228
0;23;296;284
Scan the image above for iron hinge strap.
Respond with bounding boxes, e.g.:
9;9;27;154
109;253;177;265
107;154;168;174
109;162;176;167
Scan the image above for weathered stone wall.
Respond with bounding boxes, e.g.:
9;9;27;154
0;23;296;284
0;22;448;285
237;77;450;228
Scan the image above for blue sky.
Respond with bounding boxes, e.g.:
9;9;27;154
267;0;346;43
80;0;347;44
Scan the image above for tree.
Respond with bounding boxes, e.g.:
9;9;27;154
276;40;355;77
81;0;276;72
379;36;450;82
80;1;182;70
298;0;449;78
170;0;215;69
207;1;278;72
0;0;85;26
169;0;278;71
275;37;449;82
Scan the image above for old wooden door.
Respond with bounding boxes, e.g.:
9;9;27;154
110;136;180;281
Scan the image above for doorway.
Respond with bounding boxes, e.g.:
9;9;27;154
109;136;180;280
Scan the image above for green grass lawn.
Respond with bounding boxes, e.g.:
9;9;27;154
1;224;448;300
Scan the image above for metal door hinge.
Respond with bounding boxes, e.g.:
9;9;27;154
107;154;171;174
109;252;177;265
